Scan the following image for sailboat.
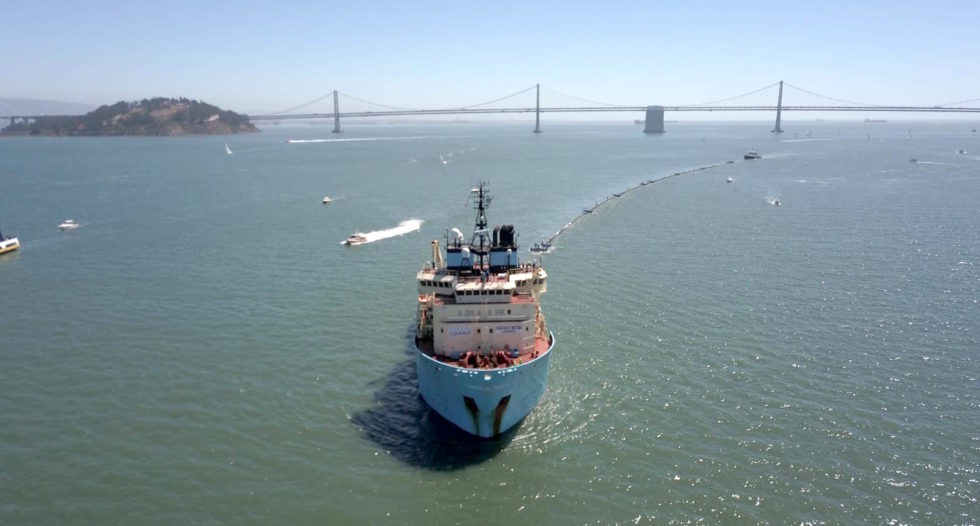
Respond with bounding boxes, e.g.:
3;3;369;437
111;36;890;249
225;142;233;155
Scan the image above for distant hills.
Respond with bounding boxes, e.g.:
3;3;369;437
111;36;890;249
0;98;258;136
0;97;96;116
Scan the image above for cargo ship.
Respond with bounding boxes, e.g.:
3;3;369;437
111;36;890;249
414;182;554;437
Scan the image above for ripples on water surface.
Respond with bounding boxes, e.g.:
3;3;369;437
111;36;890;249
0;122;977;524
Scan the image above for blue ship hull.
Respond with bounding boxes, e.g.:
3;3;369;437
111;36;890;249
415;333;555;438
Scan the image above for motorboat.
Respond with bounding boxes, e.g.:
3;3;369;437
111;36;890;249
727;177;733;183
322;196;333;204
744;150;762;160
343;233;368;246
58;219;79;230
225;142;233;155
0;229;19;255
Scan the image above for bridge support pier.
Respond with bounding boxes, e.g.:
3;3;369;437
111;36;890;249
332;90;342;133
533;83;541;134
772;80;784;133
643;106;665;133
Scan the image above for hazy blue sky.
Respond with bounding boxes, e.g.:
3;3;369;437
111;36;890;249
4;0;979;114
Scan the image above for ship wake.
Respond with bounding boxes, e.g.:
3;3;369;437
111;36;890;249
343;219;423;245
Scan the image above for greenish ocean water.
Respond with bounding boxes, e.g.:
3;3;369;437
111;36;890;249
1;121;977;525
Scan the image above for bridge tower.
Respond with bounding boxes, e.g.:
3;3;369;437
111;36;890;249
772;80;784;133
332;90;342;134
533;84;542;134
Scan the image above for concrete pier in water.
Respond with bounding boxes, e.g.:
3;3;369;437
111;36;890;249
643;106;665;134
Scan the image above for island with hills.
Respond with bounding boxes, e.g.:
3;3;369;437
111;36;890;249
0;98;258;136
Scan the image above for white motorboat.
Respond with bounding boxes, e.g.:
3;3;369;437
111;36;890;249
343;233;368;246
58;219;79;230
0;229;19;255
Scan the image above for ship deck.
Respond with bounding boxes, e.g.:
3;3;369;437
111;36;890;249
416;333;552;370
430;292;537;306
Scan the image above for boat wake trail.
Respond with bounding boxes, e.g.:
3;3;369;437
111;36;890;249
344;219;423;245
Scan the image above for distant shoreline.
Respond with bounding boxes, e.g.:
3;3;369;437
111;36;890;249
1;98;257;137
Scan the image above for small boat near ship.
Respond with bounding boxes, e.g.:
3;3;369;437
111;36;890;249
744;150;762;160
342;233;368;246
58;219;79;231
0;229;20;255
414;182;554;438
529;240;551;253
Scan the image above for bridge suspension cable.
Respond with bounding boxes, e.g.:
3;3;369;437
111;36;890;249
261;92;336;116
337;92;417;111
937;96;980;107
450;85;537;110
783;82;880;107
542;88;625;107
684;82;780;107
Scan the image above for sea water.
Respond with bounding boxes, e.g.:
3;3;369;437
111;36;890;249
0;121;977;524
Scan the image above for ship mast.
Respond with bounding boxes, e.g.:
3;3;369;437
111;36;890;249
472;181;491;269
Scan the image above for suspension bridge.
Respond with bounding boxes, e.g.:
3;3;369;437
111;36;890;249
5;81;980;134
250;81;980;134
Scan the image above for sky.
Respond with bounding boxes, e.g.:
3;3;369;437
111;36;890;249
3;0;979;118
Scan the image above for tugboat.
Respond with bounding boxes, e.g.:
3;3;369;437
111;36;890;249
414;182;554;438
0;228;20;255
